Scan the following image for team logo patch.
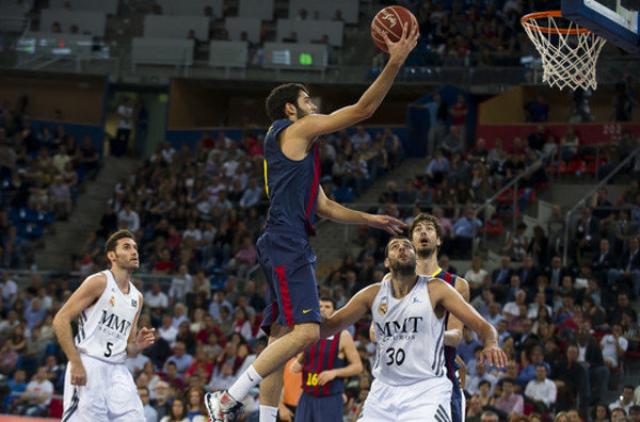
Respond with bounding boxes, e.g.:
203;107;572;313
378;302;387;315
109;295;115;307
131;299;138;308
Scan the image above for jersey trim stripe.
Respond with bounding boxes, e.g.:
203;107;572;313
62;387;79;422
431;319;445;371
323;335;339;396
305;344;316;395
274;265;294;326
436;404;451;422
314;339;327;397
263;159;269;197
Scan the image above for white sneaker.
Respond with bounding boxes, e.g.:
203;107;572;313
204;391;244;422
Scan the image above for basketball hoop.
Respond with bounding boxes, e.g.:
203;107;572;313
521;11;607;91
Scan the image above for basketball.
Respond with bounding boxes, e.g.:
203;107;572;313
371;6;418;53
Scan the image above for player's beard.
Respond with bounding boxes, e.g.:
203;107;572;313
295;104;309;119
390;255;416;277
416;245;435;259
115;252;139;271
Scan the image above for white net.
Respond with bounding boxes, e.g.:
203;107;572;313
521;12;607;91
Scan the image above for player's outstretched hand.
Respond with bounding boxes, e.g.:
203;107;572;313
136;327;156;350
382;21;419;65
479;343;508;368
70;360;87;386
367;214;406;235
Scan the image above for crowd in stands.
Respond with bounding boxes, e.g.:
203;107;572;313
0;102;101;269
0;118;638;422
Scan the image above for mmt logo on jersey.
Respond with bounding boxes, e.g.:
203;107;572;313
375;316;423;339
99;309;132;336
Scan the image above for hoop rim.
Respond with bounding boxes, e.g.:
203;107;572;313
521;10;591;35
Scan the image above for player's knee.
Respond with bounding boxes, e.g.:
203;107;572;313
293;323;320;349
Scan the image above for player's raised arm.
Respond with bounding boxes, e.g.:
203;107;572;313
320;284;379;338
52;273;107;385
288;23;419;141
429;279;507;368
316;186;405;234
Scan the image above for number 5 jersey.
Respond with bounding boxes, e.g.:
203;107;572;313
75;270;141;363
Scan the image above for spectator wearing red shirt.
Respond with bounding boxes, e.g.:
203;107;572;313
186;347;215;381
450;94;469;144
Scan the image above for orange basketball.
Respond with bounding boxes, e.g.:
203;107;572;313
371;5;418;53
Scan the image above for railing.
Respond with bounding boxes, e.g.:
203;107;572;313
561;147;640;266
3;48;638;86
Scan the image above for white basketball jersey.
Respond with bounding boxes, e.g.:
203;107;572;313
75;270;141;364
371;275;448;386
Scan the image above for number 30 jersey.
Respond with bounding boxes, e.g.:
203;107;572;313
371;275;448;386
75;270;141;364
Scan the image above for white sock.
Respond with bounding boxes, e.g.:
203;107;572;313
259;405;279;422
228;365;262;402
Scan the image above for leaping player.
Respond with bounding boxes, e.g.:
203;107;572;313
323;237;507;421
205;22;419;422
53;229;156;421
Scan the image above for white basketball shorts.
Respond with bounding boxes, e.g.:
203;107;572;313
62;354;144;421
358;376;453;422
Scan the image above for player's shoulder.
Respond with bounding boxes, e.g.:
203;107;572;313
84;271;108;287
78;271;108;297
358;282;382;305
339;329;354;341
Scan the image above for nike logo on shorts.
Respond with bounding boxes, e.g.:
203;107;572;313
302;309;312;314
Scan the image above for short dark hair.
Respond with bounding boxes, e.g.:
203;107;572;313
105;229;135;253
409;213;442;241
265;83;308;121
384;236;415;257
502;377;516;385
319;296;336;309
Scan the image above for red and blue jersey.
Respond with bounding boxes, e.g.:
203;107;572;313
263;119;321;237
431;268;461;389
302;334;345;397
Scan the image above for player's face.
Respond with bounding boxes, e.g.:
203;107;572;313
385;238;416;276
110;238;139;271
294;90;317;118
411;221;440;259
319;300;335;320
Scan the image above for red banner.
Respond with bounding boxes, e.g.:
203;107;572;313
477;123;640;150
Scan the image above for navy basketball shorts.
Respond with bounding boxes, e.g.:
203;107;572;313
294;393;343;422
257;231;321;336
450;383;465;422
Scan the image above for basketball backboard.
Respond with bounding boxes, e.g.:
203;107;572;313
562;0;639;53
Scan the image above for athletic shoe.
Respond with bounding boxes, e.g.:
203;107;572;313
204;390;243;422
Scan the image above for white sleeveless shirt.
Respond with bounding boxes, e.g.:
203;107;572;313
75;270;141;363
371;275;448;386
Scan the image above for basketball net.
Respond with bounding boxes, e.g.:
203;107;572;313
521;11;607;91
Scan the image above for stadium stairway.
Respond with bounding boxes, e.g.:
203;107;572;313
34;155;140;271
311;157;428;278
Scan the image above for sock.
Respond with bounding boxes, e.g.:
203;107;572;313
228;365;262;402
259;405;279;422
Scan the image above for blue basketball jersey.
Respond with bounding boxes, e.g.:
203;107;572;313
263;119;320;236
